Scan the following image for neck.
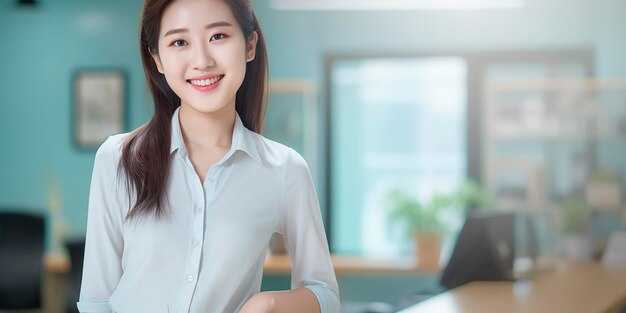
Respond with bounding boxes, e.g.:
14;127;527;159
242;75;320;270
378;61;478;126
178;103;236;151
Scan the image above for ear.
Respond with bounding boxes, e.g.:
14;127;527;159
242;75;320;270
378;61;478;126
150;48;165;74
245;31;258;63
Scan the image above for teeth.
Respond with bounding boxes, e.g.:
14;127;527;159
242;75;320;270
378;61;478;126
189;75;223;87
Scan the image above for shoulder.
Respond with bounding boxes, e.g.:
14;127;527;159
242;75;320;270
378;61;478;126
94;132;132;168
247;131;309;172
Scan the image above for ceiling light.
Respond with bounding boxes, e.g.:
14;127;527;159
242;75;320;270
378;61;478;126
271;0;525;10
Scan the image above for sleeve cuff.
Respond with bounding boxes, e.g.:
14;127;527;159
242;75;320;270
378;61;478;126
304;283;341;313
76;300;112;313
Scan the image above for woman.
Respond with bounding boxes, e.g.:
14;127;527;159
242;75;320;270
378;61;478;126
77;0;339;312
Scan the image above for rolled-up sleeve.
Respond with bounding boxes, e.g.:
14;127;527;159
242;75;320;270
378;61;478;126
77;136;125;313
280;148;340;313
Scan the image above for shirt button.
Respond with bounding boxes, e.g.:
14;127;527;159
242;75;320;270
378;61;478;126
186;275;194;282
195;207;202;214
206;177;214;183
193;239;200;246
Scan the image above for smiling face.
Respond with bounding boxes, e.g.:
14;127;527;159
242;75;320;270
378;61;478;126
151;0;257;116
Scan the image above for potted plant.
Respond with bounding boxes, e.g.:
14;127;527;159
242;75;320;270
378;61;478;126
385;180;493;268
386;190;452;269
560;197;593;261
453;179;494;214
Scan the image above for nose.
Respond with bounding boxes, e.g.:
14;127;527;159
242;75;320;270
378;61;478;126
190;43;215;70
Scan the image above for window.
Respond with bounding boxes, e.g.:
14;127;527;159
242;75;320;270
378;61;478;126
326;51;593;257
328;57;468;256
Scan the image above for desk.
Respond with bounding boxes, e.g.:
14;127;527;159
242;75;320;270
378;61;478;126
399;262;626;313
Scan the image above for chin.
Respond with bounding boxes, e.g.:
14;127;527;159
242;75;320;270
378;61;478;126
184;101;232;115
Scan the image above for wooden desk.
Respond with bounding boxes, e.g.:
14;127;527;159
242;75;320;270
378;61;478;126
399;262;626;313
45;252;438;276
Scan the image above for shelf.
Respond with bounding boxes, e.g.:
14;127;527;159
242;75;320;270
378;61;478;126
491;133;626;142
483;78;626;211
44;252;440;276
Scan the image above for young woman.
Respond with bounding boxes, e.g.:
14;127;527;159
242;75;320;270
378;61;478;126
77;0;339;312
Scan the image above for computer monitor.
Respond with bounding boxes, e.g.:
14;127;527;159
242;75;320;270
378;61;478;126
440;213;516;289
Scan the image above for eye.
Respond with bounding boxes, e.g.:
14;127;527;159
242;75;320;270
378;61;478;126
210;33;226;42
170;39;187;47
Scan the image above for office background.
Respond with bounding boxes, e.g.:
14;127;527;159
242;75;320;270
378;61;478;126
2;0;626;309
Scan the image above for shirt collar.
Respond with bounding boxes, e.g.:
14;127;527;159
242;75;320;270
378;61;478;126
169;106;261;164
169;107;185;156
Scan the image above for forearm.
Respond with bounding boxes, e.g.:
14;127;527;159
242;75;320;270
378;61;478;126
263;288;321;313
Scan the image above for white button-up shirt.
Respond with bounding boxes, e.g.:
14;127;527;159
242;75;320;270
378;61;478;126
77;107;340;313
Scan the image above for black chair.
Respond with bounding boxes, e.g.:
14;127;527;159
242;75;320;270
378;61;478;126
65;238;85;313
0;211;46;309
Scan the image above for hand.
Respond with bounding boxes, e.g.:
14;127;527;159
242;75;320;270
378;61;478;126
238;292;275;313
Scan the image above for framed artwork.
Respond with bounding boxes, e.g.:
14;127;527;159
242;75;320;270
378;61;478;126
73;69;126;149
263;79;318;173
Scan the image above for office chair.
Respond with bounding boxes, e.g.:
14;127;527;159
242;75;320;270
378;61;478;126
0;211;46;309
65;238;85;313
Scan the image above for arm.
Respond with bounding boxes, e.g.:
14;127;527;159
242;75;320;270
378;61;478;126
76;136;125;313
269;148;340;312
239;288;320;313
239;148;340;313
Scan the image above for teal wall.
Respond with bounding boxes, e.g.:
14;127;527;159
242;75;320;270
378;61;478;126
261;273;439;302
0;0;148;238
1;0;626;304
3;0;621;239
595;0;626;78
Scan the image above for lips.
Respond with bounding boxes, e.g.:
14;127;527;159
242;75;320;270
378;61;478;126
187;74;224;87
187;75;224;92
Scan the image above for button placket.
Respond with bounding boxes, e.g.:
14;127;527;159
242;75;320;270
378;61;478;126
178;161;206;313
204;166;220;199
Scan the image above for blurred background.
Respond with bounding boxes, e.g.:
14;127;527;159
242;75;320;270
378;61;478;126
2;0;626;312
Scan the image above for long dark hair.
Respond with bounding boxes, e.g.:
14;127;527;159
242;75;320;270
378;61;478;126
118;0;268;219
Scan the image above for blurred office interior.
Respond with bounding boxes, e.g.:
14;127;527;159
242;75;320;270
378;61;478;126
2;0;626;312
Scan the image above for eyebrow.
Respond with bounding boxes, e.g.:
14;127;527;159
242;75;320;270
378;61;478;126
163;21;234;37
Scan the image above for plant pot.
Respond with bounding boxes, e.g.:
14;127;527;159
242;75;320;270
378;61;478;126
414;232;442;269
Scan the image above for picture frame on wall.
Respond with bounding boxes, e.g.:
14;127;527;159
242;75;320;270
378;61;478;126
263;79;318;173
73;69;126;149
